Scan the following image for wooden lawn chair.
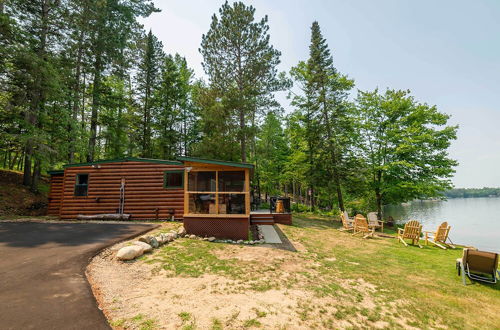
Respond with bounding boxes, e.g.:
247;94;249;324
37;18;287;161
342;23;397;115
424;222;454;249
367;212;384;232
397;220;423;248
456;248;499;285
340;212;354;232
352;214;374;239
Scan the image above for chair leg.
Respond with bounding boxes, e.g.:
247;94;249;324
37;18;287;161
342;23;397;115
430;240;446;250
461;262;467;285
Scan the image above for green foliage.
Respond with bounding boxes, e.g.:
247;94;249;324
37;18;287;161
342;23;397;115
444;187;500;198
289;22;355;210
199;1;289;162
355;89;458;215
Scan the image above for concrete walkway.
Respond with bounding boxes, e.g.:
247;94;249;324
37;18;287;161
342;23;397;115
258;225;282;243
0;221;157;330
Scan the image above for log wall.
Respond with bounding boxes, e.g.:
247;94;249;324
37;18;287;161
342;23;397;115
47;174;64;216
59;161;184;220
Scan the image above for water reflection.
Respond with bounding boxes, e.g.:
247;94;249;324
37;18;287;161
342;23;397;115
383;197;500;253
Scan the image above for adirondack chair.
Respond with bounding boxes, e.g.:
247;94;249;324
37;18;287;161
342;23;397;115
424;222;454;249
340;212;354;232
353;214;374;238
456;248;499;285
367;212;384;232
397;220;423;248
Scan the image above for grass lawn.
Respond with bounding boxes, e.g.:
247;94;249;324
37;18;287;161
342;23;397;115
93;215;500;329
283;214;500;329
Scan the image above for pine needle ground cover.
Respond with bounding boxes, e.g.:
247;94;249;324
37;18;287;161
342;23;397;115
88;217;500;329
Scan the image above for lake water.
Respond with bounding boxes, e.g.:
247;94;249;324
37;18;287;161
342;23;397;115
383;197;500;253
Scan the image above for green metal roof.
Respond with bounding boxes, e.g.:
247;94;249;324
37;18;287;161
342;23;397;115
63;157;182;168
47;170;64;175
177;156;254;169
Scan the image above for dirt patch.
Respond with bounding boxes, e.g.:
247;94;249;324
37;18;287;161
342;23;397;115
87;229;395;329
0;169;48;216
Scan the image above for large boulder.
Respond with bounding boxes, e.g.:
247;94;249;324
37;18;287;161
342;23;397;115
155;236;165;245
149;237;159;248
134;241;153;253
138;236;152;244
165;233;176;242
116;246;143;260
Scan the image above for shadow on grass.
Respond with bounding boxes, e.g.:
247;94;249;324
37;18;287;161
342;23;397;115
292;214;342;230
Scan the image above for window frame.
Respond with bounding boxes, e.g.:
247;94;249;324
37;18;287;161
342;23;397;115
74;173;89;197
185;169;249;216
164;170;184;189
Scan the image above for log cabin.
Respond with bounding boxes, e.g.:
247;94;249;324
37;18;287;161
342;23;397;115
47;156;292;240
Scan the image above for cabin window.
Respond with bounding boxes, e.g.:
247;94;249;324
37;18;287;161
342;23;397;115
74;173;89;196
186;170;247;215
164;170;184;189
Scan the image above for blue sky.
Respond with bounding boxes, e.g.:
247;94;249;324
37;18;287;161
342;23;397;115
140;0;500;188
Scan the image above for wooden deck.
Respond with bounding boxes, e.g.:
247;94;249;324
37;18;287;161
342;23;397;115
250;211;292;225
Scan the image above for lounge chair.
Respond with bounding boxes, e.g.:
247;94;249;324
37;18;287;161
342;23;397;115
367;212;384;232
352;214;374;239
456;248;499;285
397;220;423;248
339;212;354;232
424;222;454;249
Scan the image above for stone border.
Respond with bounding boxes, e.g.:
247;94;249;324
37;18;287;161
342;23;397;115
116;226;268;261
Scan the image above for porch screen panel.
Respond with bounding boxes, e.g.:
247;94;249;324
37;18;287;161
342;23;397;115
186;169;248;215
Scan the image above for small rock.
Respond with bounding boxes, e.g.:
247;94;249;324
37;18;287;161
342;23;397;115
116;246;143;260
203;237;209;241
155;236;164;245
169;231;178;239
149;237;159;248
236;240;243;244
189;234;197;239
134;241;153;252
164;233;175;242
208;237;216;242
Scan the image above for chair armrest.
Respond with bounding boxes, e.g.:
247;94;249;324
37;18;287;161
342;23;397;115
397;228;403;234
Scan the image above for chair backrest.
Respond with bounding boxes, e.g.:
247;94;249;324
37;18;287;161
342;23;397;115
403;220;422;240
340;212;351;229
354;214;369;233
435;222;450;242
463;248;499;274
367;212;378;225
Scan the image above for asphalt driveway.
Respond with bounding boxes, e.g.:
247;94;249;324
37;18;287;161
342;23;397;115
0;221;158;330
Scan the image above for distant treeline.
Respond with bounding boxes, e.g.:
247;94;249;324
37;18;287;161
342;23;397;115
444;188;500;198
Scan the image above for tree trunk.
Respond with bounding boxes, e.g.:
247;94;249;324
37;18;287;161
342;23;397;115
30;158;41;192
239;109;246;162
69;27;85;163
375;170;383;219
88;50;103;162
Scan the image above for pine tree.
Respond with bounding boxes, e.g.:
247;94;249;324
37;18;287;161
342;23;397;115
291;21;354;210
200;1;288;162
136;30;164;157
